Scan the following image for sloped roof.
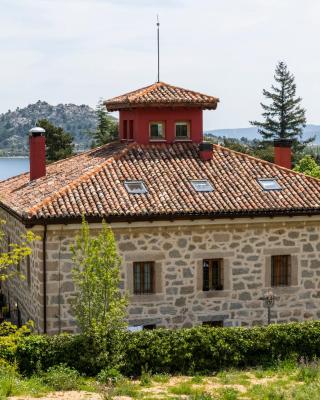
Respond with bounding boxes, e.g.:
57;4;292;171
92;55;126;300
105;81;219;111
1;142;320;226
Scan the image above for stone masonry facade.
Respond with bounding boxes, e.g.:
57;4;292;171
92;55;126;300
2;211;320;334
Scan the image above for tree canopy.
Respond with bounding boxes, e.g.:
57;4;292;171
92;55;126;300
251;61;310;153
71;218;127;336
90;100;118;147
37;119;74;162
0;220;37;282
293;155;320;178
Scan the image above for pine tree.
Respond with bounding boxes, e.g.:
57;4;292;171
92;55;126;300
37;119;74;162
90;100;118;147
250;61;310;151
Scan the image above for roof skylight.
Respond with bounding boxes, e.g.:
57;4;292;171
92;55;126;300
191;180;214;192
257;178;282;191
124;181;148;194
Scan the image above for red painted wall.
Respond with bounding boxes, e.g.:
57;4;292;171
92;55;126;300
119;108;203;144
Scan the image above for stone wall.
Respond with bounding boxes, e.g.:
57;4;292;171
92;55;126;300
42;218;320;334
2;211;320;334
0;209;44;331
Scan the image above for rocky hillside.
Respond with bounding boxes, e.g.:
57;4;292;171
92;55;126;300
0;101;107;156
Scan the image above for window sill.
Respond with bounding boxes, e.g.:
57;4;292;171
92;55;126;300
130;294;165;303
199;290;230;299
150;139;167;142
174;139;192;142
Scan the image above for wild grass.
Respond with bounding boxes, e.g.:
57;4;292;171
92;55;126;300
0;361;97;399
3;358;320;399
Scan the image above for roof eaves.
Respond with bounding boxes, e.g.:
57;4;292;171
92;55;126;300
23;207;320;228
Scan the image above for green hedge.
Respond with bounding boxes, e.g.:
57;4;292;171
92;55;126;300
2;321;320;376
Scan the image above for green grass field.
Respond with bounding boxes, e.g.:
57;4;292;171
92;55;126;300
2;358;320;399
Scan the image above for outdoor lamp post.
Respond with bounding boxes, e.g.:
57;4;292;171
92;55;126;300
259;291;279;325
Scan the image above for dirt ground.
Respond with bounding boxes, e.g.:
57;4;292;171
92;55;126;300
9;391;103;400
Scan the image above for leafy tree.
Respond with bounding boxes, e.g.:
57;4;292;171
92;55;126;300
0;220;37;282
37;119;74;162
71;218;127;335
251;61;311;153
71;218;127;371
293;155;320;178
90;100;118;147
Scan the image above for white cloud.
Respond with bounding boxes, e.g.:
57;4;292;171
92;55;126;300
0;0;319;129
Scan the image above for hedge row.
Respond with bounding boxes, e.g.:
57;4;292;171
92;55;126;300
2;321;320;376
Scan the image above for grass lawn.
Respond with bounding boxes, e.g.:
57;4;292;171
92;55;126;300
3;359;320;399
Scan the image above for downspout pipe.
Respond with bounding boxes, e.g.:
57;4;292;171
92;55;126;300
43;224;47;334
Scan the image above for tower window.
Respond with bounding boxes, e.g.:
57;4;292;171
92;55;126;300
175;121;190;139
150;122;165;139
123;120;128;139
129;120;134;140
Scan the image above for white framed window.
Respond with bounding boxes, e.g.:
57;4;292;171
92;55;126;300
124;181;148;194
257;178;282;191
149;121;165;139
191;180;214;192
175;121;190;139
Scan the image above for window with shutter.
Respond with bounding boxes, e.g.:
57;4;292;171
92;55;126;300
203;259;224;291
133;262;155;294
271;255;291;287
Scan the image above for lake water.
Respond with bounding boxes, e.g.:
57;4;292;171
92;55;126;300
0;158;29;181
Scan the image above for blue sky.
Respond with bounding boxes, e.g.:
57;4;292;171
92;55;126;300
0;0;319;130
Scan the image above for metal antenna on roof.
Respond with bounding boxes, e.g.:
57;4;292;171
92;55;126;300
157;15;160;82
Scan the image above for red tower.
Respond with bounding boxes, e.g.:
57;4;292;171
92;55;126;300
105;81;219;145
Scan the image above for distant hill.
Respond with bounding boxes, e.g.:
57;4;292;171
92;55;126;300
205;125;320;144
0;101;113;156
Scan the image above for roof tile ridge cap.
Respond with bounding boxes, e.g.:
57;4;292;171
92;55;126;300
164;82;219;102
46;141;117;169
129;82;162;102
28;142;137;216
212;143;320;182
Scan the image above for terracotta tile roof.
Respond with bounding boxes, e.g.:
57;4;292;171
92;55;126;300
105;81;219;111
1;142;320;225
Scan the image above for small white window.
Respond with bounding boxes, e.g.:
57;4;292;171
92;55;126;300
124;181;148;194
150;121;165;139
191;180;214;192
175;121;190;139
257;178;282;191
128;325;143;332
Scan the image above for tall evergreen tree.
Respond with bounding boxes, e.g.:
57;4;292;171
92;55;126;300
37;119;74;162
250;61;310;151
90;100;118;147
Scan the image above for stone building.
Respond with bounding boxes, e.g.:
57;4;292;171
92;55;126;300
1;81;320;334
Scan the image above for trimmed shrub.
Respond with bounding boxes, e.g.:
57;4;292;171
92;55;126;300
4;321;320;376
